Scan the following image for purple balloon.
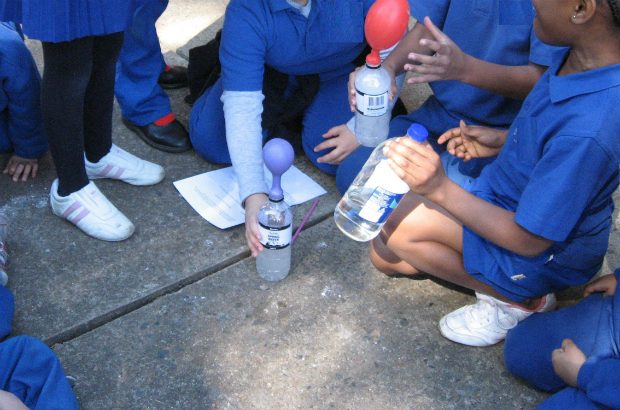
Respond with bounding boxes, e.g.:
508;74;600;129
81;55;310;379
263;138;294;201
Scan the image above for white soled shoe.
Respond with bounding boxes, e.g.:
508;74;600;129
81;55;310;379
85;144;164;186
50;179;135;241
438;292;557;347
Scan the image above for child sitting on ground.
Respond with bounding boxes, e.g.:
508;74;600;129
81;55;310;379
370;0;620;347
505;271;620;409
0;22;47;183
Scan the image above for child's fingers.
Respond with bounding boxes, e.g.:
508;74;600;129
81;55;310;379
31;163;38;179
422;16;450;44
437;127;460;145
12;164;24;182
21;164;32;181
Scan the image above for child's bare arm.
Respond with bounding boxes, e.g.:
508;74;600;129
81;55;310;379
385;138;552;257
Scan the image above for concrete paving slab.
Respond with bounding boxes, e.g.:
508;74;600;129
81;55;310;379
54;218;546;410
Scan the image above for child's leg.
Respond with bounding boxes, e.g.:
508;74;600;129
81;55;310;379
0;286;14;340
188;78;229;163
301;72;355;175
83;32;124;163
41;37;94;196
370;192;505;298
0;336;78;410
504;294;606;391
537;387;599;410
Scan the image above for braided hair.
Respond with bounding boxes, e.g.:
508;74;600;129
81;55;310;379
608;0;620;25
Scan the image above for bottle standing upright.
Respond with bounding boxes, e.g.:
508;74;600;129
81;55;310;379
354;54;392;147
334;123;429;242
256;138;295;281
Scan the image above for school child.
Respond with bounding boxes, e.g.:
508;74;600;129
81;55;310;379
1;0;165;241
0;21;46;183
505;271;620;409
370;0;620;347
188;0;381;257
115;0;192;153
0;285;79;409
336;0;558;194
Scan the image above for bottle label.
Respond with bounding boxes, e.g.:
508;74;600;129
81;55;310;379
356;89;388;117
358;187;405;224
259;223;292;249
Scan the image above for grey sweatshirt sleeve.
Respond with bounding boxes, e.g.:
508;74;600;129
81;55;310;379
221;90;269;203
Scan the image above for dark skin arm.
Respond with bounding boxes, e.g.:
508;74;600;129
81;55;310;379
385;138;553;257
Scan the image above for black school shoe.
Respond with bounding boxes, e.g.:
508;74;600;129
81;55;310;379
158;65;189;89
122;118;192;153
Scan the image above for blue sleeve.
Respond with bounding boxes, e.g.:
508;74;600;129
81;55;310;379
409;0;450;29
0;24;47;158
0;286;14;340
528;28;565;67
219;0;268;92
577;358;620;409
515;135;616;242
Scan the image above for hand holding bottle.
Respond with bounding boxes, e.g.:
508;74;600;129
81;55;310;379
244;193;268;257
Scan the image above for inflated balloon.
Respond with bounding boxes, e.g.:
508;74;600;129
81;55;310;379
263;138;294;201
364;0;410;65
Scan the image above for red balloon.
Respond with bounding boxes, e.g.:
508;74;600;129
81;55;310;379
364;0;410;65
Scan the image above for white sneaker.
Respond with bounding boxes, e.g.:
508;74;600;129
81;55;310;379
439;292;556;347
85;144;164;186
50;179;135;241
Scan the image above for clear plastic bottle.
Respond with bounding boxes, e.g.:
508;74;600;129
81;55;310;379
354;54;392;147
256;198;293;282
334;123;429;242
0;212;8;286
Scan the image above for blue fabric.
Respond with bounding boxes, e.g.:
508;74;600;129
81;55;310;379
0;22;47;158
190;67;354;174
463;49;620;301
0;336;79;410
0;286;14;341
337;0;555;194
115;0;171;125
219;0;374;92
0;0;135;42
505;272;620;409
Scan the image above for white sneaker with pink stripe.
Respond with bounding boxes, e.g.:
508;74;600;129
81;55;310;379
85;144;164;186
50;179;135;241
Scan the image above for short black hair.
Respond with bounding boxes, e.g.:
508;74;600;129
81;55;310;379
607;0;620;25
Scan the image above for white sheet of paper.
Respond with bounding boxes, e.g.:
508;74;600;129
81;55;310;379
174;165;326;229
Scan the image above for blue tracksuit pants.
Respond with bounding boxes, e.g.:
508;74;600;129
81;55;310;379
115;0;171;126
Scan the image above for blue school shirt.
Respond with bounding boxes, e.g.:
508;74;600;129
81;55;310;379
0;0;135;42
410;0;555;127
219;0;375;92
468;49;620;288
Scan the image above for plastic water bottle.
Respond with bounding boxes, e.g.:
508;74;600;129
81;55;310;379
255;138;295;281
334;123;429;241
0;212;8;286
354;53;392;147
256;198;293;281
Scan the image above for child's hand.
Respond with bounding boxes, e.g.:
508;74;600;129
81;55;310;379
437;121;507;161
244;193;268;258
384;137;446;198
314;124;360;165
3;155;39;182
552;339;586;387
348;65;398;113
404;17;468;84
584;274;617;297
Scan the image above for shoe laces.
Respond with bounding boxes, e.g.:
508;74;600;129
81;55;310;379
466;298;519;329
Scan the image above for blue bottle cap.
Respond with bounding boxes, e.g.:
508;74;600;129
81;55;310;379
406;123;429;142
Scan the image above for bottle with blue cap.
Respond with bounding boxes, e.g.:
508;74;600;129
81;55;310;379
334;123;429;242
256;138;294;281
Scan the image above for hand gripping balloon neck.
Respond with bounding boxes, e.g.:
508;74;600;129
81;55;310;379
263;138;295;202
364;0;410;66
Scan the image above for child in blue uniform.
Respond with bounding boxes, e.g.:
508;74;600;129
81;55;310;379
115;0;192;153
337;0;557;193
0;21;46;183
2;0;166;241
0;285;79;409
505;271;620;409
370;0;620;347
189;0;378;257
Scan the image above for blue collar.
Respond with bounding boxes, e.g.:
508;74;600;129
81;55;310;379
269;0;312;13
549;49;620;103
